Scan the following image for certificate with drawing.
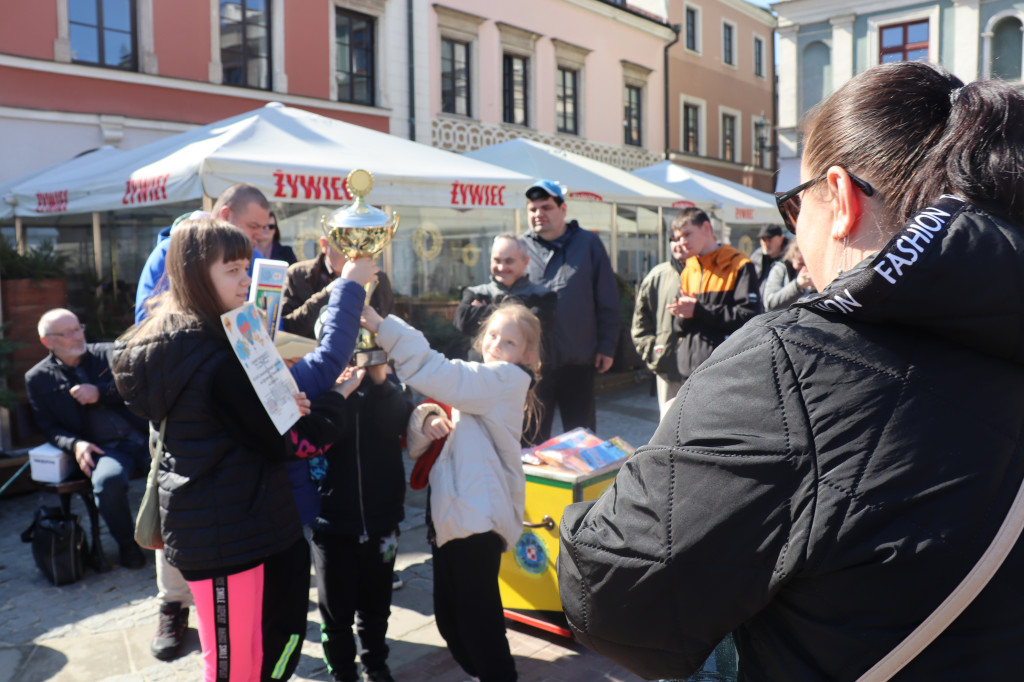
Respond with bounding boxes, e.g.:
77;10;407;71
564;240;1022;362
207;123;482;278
221;302;301;435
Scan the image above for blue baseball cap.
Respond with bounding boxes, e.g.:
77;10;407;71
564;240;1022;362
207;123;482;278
526;179;566;202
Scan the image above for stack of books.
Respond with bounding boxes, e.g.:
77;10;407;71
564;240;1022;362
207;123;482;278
523;428;634;474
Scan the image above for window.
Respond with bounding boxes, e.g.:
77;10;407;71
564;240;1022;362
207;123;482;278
335;9;375;105
69;0;136;69
221;0;271;89
880;20;928;63
753;118;770;169
624;84;642;146
991;16;1024;81
503;54;529;126
754;36;764;77
723;22;735;66
685;6;700;52
683;103;700;154
441;38;470;116
556;67;578;135
722;113;736;161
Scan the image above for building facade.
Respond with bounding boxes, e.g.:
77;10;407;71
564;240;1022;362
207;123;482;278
772;0;1024;188
662;0;777;193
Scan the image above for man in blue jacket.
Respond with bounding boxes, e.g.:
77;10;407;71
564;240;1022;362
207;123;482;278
522;180;620;442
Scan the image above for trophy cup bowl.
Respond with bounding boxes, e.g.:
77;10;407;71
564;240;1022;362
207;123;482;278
320;169;399;367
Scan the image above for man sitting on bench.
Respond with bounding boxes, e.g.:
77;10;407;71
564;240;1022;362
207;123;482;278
26;308;149;569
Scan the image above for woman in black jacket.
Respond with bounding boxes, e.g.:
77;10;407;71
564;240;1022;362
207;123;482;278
559;62;1024;680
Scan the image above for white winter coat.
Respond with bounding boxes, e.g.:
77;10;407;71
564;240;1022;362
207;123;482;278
377;316;530;551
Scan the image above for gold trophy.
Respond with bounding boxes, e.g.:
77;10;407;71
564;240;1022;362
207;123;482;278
321;169;399;367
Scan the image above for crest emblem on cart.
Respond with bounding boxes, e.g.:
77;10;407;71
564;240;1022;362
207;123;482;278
514;531;548;575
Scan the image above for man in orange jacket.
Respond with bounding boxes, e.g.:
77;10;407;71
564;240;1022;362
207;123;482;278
668;207;762;384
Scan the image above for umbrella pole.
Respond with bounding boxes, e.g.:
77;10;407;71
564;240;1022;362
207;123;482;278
14;217;24;255
514;208;521;235
658;206;664;261
203;193;213;212
610;203;618;274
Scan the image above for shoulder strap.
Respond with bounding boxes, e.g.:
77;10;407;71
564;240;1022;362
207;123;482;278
858;473;1024;681
154;418;167;458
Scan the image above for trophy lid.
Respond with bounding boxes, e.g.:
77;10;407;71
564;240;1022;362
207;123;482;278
323;169;395;229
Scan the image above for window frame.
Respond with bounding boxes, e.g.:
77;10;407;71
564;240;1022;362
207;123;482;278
722;19;737;67
753;34;765;78
220;0;273;90
879;20;929;64
719;106;742;162
68;0;138;71
624;83;643;147
503;53;530;126
556;66;579;135
683;102;701;155
441;37;471;116
684;3;702;54
867;6;939;68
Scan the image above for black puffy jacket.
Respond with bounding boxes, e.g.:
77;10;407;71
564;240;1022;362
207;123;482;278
310;374;412;538
114;322;301;575
559;196;1024;681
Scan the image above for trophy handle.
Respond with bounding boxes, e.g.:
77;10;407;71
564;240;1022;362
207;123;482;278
388;213;400;241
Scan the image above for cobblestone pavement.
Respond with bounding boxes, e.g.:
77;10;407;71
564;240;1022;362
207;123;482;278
0;381;660;682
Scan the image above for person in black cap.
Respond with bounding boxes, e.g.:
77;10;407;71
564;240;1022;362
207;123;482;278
521;179;620;443
749;223;790;294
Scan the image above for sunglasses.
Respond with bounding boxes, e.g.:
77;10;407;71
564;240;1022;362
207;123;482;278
775;171;875;234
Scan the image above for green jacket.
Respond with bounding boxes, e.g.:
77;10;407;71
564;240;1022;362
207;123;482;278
631;260;684;381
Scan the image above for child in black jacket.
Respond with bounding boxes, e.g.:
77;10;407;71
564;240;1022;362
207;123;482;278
308;363;413;682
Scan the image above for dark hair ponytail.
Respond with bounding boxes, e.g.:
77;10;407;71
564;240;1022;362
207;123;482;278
926;80;1024;223
803;62;1024;231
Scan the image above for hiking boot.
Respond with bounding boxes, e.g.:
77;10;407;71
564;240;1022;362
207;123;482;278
363;666;395;682
151;601;189;660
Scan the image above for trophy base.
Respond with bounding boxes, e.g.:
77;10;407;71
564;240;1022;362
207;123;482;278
354;348;389;368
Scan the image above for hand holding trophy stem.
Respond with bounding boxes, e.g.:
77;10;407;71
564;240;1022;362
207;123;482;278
321;169;399;367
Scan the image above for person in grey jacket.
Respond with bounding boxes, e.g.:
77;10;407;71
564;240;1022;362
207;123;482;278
762;240;815;311
522;180;619;442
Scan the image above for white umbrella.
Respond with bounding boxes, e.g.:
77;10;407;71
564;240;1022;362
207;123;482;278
464;139;684;207
632;160;780;224
1;146;125;220
10;103;534;217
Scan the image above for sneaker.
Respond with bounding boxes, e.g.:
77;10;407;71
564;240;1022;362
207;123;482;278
151;601;189;661
119;542;146;569
363;667;395;682
391;573;403;590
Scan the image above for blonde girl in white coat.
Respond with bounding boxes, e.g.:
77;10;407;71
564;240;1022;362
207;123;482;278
360;301;541;682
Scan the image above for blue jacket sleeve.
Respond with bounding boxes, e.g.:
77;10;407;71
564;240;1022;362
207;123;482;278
288;279;364;399
135;236;171;324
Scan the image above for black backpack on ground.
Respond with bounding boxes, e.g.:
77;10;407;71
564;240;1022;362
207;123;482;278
21;506;88;586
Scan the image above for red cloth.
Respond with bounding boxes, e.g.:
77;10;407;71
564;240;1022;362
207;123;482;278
410;399;452;490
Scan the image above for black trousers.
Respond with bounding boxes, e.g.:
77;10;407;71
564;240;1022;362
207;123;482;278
432;532;517;682
533;363;597;444
312;529;398;681
261;536;311;681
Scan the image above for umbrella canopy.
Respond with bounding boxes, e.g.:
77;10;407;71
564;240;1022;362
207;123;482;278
632;160;780;224
463;139;684;207
1;146;126;220
9;103;533;217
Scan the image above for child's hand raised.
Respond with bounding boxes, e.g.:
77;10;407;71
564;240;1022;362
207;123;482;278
294;391;311;416
361;305;383;334
424;414;453;441
341;256;378;287
332;366;366;399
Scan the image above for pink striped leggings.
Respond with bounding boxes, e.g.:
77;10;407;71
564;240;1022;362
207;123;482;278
188;564;264;682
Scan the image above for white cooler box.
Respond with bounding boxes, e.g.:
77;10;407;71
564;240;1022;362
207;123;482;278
29;443;74;483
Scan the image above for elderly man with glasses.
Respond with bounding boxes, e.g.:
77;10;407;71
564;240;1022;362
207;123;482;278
26;308;150;570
